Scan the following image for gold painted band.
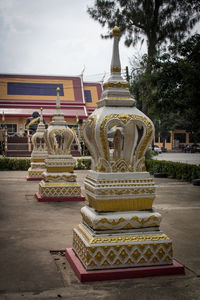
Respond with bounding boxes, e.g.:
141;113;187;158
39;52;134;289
87;195;155;212
76;225;170;244
32;159;45;162
47;167;74;172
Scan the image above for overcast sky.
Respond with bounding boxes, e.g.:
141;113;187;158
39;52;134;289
1;1;199;83
0;0;144;82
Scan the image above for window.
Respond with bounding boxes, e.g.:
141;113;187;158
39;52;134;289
7;82;64;96
84;90;92;102
0;123;17;135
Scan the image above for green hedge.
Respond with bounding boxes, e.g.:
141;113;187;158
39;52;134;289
0;157;92;171
146;159;200;181
75;158;91;170
1;157;199;181
0;157;31;170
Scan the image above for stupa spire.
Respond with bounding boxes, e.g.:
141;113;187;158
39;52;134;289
98;26;135;107
110;26;121;74
40;107;43;123
50;87;65;126
56;87;61;113
2;110;5;123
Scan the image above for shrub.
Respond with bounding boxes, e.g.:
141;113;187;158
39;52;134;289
75;158;91;170
0;157;31;170
146;159;200;181
0;157;92;171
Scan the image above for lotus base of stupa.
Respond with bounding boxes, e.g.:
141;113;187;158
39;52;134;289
65;248;184;282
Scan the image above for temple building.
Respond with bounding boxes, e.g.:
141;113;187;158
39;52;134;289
154;129;200;151
0;73;102;134
0;74;199;154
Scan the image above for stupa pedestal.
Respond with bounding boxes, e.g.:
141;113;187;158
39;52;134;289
27;152;47;181
36;155;84;201
35;88;85;202
69;171;173;271
27;108;48;181
66;26;184;281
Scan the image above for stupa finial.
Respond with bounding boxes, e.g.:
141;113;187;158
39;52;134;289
110;26;121;74
113;26;120;36
56;87;60;111
2;110;5;123
40;107;43;123
97;26;134;107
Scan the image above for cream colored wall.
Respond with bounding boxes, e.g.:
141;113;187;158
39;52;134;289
0;117;21;133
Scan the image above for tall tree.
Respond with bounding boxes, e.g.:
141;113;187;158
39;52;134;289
134;34;200;142
88;0;199;69
87;0;200;112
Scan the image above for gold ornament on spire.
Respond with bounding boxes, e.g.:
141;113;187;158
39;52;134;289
113;26;120;36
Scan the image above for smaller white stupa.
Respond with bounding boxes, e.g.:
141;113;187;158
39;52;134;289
35;88;85;202
27;108;48;181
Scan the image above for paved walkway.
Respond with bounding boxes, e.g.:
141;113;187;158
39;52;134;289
0;171;200;299
153;152;200;165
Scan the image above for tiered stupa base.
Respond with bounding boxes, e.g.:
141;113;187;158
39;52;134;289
35;155;85;202
36;179;85;202
27;165;45;181
66;249;184;282
66;171;184;281
66;215;184;282
72;220;174;270
27;152;47;181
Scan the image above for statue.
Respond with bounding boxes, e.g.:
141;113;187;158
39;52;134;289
25;111;47;135
113;128;123;161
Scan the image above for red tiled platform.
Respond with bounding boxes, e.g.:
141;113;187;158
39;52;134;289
35;192;85;202
26;177;43;181
65;248;185;282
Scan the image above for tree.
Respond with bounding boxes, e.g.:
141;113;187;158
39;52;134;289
87;0;200;112
88;0;199;70
137;34;200;142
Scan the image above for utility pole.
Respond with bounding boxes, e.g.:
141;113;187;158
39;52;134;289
125;66;130;83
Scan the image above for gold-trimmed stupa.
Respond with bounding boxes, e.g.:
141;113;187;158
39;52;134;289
67;26;175;275
27;107;48;181
35;88;85;202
